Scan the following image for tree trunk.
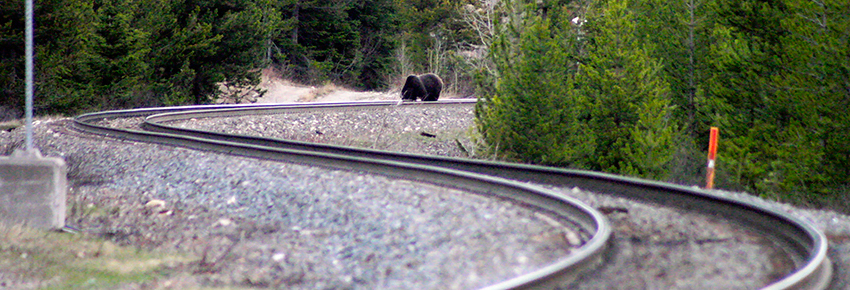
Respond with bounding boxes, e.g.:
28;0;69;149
292;1;300;44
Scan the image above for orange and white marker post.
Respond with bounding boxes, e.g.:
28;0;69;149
705;127;719;189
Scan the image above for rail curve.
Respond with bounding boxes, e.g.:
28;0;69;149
72;99;832;289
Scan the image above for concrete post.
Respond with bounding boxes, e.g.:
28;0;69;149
0;149;67;229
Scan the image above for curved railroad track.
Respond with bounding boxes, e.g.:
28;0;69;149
72;99;833;289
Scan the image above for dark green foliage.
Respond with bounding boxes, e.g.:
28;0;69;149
61;0;150;110
477;0;849;210
628;0;719;184
703;0;850;205
0;0;25;114
395;0;465;73
703;0;789;194
271;0;398;89
28;0;101;114
142;0;266;106
1;0;398;113
477;0;675;180
762;0;850;199
578;0;675;178
291;1;360;80
476;1;595;167
1;0;271;115
350;0;399;90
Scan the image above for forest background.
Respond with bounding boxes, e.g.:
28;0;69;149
1;0;848;212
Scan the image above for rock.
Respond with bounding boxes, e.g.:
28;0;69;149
564;230;582;246
145;199;166;209
215;218;233;227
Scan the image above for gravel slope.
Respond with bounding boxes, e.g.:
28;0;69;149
1;103;848;289
2;115;584;289
167;104;849;289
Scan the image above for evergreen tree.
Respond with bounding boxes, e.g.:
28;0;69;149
476;0;594;167
0;0;26;114
350;0;398;90
394;0;463;73
141;0;221;105
271;0;397;89
74;0;151;109
579;0;676;178
764;0;850;198
629;0;717;183
705;0;788;191
30;0;100;114
620;92;677;180
476;0;675;179
141;0;269;106
632;0;711;135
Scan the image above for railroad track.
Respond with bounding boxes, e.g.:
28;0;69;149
72;100;833;289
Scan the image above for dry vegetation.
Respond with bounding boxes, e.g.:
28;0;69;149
0;221;192;289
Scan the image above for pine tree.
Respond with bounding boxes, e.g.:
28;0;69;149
0;0;26;113
628;0;717;183
579;0;676;178
476;0;594;167
621;93;677;180
269;0;397;89
765;0;850;198
347;0;399;90
31;0;100;114
704;0;788;191
141;0;269;106
78;0;151;109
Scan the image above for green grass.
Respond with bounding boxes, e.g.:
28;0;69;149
0;222;192;289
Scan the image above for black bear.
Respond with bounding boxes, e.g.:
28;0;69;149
401;73;442;101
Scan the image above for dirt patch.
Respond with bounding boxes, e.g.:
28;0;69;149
216;68;464;104
254;68;397;103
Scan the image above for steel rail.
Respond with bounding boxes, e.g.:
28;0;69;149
134;99;834;290
72;100;612;290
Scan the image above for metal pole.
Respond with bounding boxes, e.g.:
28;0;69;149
25;0;34;151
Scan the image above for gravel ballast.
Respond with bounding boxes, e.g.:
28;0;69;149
1;102;849;289
166;103;850;289
3;116;584;289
